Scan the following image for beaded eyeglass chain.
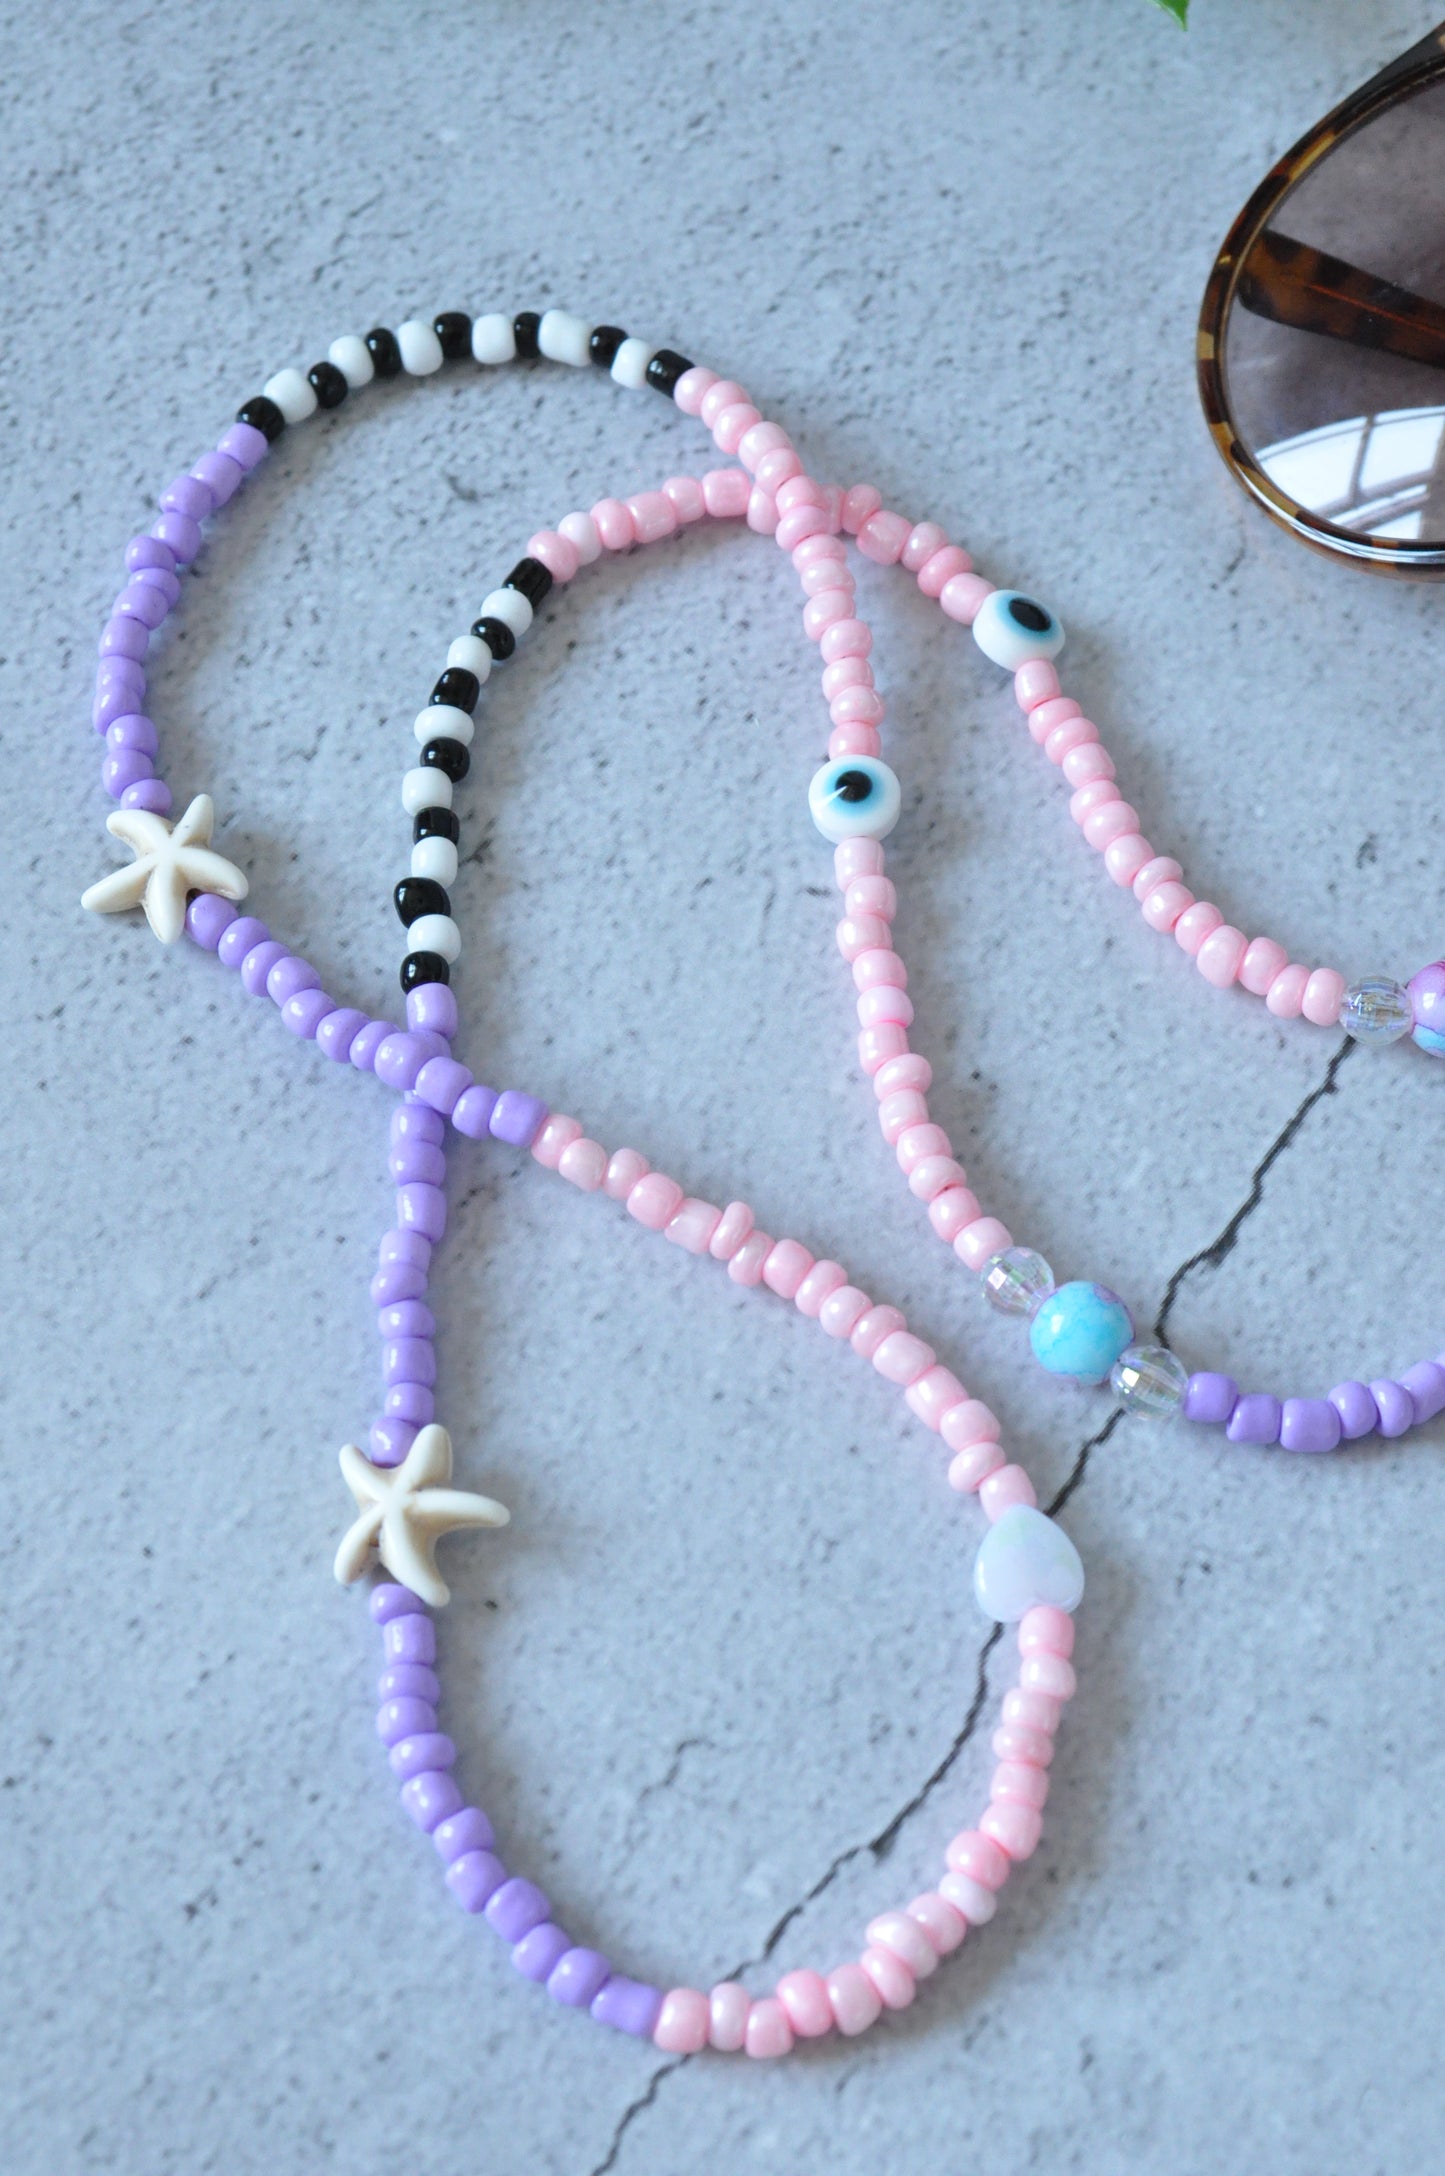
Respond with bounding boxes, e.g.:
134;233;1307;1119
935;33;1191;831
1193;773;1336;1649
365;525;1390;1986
80;304;1444;2057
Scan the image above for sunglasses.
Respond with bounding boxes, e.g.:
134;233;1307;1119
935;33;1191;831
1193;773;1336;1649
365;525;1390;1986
1198;20;1445;572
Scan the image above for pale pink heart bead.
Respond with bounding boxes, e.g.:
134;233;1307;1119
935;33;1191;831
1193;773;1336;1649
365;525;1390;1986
665;1198;722;1253
866;1910;939;1979
1303;967;1346;1025
1196;924;1247;988
826;1961;883;2036
955;1216;1013;1271
1239;935;1288;996
801;556;853;598
939;571;994;623
1175;901;1224;956
979;1463;1038;1520
1069;780;1120;822
873;1329;936;1385
1142;880;1193;933
803;590;855;640
1083;801;1139;852
591;496;635;551
1014;660;1061;712
938;1869;997;1925
1002;1686;1062;1734
795;1259;847;1316
1104;834;1153;888
907;1892;967;1956
1265;961;1309;1017
702;467;750;518
673;365;718;415
857;508;913;564
850;1303;907;1359
992;1722;1054;1767
728;1231;773;1285
835;837;886;885
947;1438;1006;1493
837;912;892;961
654;1987;710;2053
776;503;830;551
745;486;777;536
605;1148;649;1199
909;1155;968;1203
627;489;678;544
819;1283;871;1339
902;520;949;571
557;510;602;563
709;1199;754;1260
699;377;747;428
1020;1603;1075;1657
737;418;790;472
763;1238;813;1299
831;685;886;726
841;482;883;532
1132;854;1182;900
859;985;914;1029
859;1945;916;2010
822;652;874;697
992;1759;1049;1810
829;724;881;760
878;1089;928;1144
858;1024;909;1074
776;474;827;514
1020;1651;1078;1701
854;947;908;993
917;544;972;597
775;1968;833;2039
755;446;803;493
981;1799;1043;1860
662;475;706;524
525;529;580;583
1046;715;1099;763
941;1397;1002;1448
820;619;872;664
708;1981;751;2051
558;1137;608;1192
897;1121;951;1172
1062;741;1115;787
945;1828;1010;1888
531;1113;583;1169
929;1187;982;1243
849;874;898;922
628;1172;684;1230
1028;694;1082;744
905;1364;967;1429
744;1996;793;2059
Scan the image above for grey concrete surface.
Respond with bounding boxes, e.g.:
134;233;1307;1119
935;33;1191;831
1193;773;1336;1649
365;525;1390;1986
3;2;1443;2171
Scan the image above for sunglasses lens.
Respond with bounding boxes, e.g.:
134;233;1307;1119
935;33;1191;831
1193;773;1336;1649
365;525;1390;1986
1222;76;1445;544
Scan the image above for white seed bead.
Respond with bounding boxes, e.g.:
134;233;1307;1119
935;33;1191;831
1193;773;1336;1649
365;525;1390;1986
411;834;459;886
413;703;474;747
610;336;656;390
402;767;453;816
263;367;317;424
558;511;601;564
538;309;593;366
479;586;532;637
408;912;461;963
327;334;373;389
472;312;515;365
446;634;492;681
397;318;444;375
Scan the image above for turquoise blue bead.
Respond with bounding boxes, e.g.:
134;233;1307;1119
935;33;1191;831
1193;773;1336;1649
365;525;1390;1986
1029;1281;1134;1384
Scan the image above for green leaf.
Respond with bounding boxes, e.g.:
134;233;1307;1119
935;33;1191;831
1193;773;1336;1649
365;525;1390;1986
1151;0;1189;22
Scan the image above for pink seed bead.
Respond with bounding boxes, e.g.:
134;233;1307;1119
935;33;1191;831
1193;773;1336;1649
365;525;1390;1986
929;1187;982;1242
728;1230;773;1285
835;837;886;884
775;1968;833;2039
909;1155;968;1203
605;1148;649;1199
763;1238;813;1299
803;588;854;640
821;654;871;701
591;497;635;551
558;1137;608;1192
1062;741;1115;788
826;1961;883;2036
1104;834;1152;888
708;1981;751;2051
955;1216;1013;1272
902;520;949;572
917;544;972;596
709;1200;755;1260
820;619;872;664
829;723;881;761
1175;901;1224;957
795;1259;847;1316
859;1945;916;2010
714;401;762;455
1083;801;1139;852
1266;962;1310;1017
939;571;995;624
1303;967;1346;1026
1002;1687;1061;1734
992;1760;1049;1810
866;1911;938;1980
673;365;718;415
858;1024;909;1075
1046;715;1099;764
872;1330;936;1386
1028;694;1081;743
907;1892;967;1956
628;1172;684;1230
557;510;602;563
800;556;848;602
1197;924;1247;988
1132;854;1182;900
701;467;750;519
795;532;847;573
626;489;678;544
850;1304;907;1359
945;1829;1010;1889
1014;660;1060;712
662;475;706;524
665;1198;722;1253
848;875;898;922
980;1799;1043;1860
526;529;580;583
857;508;913;564
837;912;892;961
1240;936;1289;996
745;485;777;535
531;1114;583;1170
941;1398;1002;1449
755;447;802;493
776;503;830;551
873;1051;930;1097
993;1723;1054;1767
1019;1604;1075;1658
744;1996;793;2059
979;1463;1037;1520
897;1121;951;1173
905;1365;967;1429
738;419;790;472
819;1284;871;1339
699;377;747;428
947;1439;1006;1493
1070;779;1121;823
830;684;886;727
854;948;908;993
938;1870;997;1925
1020;1652;1078;1701
858;985;914;1029
654;1987;710;2053
1142;881;1193;933
776;474;827;514
840;482;883;532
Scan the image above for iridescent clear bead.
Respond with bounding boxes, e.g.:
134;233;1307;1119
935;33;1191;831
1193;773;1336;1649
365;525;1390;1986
981;1247;1056;1318
1341;976;1414;1046
1110;1342;1188;1417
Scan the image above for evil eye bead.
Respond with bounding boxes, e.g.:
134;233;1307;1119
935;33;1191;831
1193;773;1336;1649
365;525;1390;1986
972;590;1065;670
807;756;902;844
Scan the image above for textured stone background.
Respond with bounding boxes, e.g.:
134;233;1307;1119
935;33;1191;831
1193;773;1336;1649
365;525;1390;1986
3;2;1443;2170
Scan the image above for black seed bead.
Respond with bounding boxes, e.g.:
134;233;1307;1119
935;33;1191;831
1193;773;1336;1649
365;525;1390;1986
413;807;460;845
401;951;450;993
433;311;472;362
505;556;553;608
236;394;285;442
421;737;470;782
394;876;451;928
431;666;480;713
646;349;693;397
365;327;402;378
471;614;515;661
307;359;349;409
512;311;542;359
589;324;626;369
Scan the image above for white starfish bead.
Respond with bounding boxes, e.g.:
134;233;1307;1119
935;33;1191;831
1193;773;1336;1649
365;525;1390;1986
79;792;248;945
334;1424;509;1608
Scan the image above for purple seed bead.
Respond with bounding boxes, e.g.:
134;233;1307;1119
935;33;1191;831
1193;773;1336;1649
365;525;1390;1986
93;680;146;732
394;1100;447;1145
219;420;269;470
348;1017;394;1074
380;1228;432;1270
389;1731;456;1781
383;1338;436;1389
375;1030;429;1091
446;1849;507;1912
160;473;215;522
400;1770;463;1832
185;894;239;950
512;1924;571;1982
266;953;322;1005
433;1807;496;1862
384;1384;435;1425
218;916;270;970
376;1698;438;1746
283;989;335;1038
121;778;173;814
1402;1360;1445;1426
407;982;459;1039
371;1264;428;1307
389;1138;447;1185
370;1418;418;1467
107;712;158;754
379;1300;437;1339
1226;1392;1282;1446
116;577;170;630
397;1184;447;1242
485;1877;550;1944
240;939;289;996
382;1608;436;1661
1183;1372;1238;1427
130;565;182;607
370;1582;427;1625
452;1083;499;1138
1370;1379;1414;1438
1328;1381;1379;1440
378;1662;440;1704
152;508;202;562
191;449;245;507
103;747;154;798
1279;1397;1342;1454
547;1948;611;2009
414;1055;472;1118
409;1027;451;1064
316;1006;369;1063
591;1978;664;2038
101;614;149;661
125;534;176;574
490;1089;549;1149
